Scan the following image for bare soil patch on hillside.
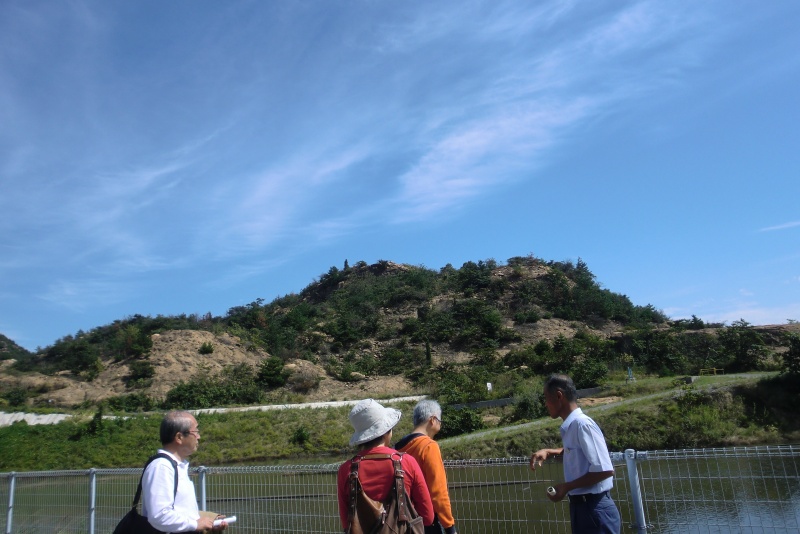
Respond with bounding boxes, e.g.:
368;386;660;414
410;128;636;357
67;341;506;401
0;331;421;408
0;331;270;407
580;396;623;407
302;374;419;402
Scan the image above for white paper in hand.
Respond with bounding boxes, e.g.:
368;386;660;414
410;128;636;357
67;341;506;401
213;515;236;527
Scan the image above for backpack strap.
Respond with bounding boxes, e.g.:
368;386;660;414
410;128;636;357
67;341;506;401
347;457;360;532
131;453;179;509
391;455;411;522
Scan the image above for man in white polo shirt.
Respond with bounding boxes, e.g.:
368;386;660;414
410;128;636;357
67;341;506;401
529;374;621;534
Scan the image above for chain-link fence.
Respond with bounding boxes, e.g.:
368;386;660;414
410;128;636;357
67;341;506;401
2;445;799;533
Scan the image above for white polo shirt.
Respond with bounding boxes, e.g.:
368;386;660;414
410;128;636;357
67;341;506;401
560;408;614;496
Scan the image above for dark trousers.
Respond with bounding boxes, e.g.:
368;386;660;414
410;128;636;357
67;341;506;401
568;491;621;534
425;516;444;534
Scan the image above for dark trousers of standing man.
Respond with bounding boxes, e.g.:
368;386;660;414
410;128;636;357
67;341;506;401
425;515;457;534
568;491;621;534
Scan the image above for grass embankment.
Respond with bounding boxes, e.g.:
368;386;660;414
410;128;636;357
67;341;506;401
1;374;798;471
0;401;420;471
440;373;800;459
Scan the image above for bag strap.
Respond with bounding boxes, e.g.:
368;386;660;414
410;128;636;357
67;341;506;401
391;456;411;522
347;457;360;533
131;453;179;509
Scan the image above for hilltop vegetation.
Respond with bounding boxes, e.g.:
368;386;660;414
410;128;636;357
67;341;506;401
0;334;30;361
1;256;798;416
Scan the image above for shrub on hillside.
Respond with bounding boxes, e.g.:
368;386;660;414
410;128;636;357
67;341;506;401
509;388;547;422
718;320;768;372
112;324;153;360
571;358;608;389
2;387;28;407
287;367;322;393
257;356;290;388
163;363;263;409
104;392;156;412
783;334;800;378
127;359;155;389
438;406;485;438
426;364;492;405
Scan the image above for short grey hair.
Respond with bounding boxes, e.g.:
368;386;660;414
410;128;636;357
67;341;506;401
412;400;442;426
160;411;194;445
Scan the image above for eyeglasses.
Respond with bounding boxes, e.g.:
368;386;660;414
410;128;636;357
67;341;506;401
184;429;201;437
432;416;442;425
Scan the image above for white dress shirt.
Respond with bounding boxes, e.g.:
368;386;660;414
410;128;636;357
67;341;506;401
141;449;200;532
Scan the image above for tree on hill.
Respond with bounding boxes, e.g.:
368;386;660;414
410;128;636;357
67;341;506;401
0;334;31;361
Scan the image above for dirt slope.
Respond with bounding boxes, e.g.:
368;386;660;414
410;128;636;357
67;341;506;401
0;331;267;406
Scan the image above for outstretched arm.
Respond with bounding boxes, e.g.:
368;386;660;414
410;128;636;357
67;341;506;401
529;448;563;470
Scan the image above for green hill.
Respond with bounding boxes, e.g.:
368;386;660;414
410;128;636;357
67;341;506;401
2;255;800;470
1;255;798;413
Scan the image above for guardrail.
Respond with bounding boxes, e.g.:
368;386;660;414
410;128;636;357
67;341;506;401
2;445;798;533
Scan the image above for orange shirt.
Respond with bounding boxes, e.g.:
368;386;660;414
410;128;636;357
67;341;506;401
396;434;455;528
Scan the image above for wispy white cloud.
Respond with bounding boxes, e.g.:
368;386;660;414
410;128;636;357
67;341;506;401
585;2;694;58
364;1;713;224
391;99;593;222
701;304;800;327
211;256;293;289
204;142;376;258
759;221;800;232
38;279;129;312
479;1;579;37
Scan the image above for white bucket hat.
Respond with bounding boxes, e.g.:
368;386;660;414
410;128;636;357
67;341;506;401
348;399;402;446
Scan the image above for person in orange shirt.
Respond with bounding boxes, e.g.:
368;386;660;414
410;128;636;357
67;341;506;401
395;400;458;534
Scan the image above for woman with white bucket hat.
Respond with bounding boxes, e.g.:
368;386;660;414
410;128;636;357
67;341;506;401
336;399;435;531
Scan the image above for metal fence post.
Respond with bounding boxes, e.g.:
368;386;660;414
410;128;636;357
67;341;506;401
625;449;649;533
4;473;15;534
88;468;97;534
198;466;207;511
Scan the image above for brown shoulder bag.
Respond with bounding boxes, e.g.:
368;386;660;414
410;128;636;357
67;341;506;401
347;452;425;534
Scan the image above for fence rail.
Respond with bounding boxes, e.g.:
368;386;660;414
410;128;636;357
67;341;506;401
2;445;799;533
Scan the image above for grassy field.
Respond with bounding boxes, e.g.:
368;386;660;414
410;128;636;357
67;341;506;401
1;372;798;471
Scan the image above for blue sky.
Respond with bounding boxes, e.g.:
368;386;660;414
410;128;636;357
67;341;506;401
2;1;799;352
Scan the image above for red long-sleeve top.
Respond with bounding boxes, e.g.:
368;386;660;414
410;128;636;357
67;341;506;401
336;446;435;531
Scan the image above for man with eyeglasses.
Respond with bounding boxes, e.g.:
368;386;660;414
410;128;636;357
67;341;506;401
395;400;458;534
141;411;227;532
